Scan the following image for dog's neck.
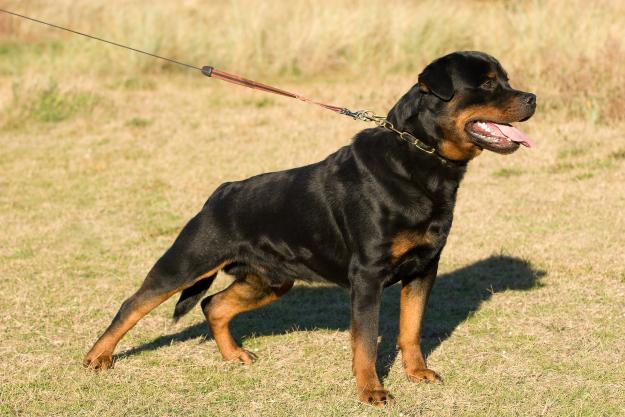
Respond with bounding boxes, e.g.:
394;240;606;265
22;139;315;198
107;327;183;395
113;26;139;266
395;135;467;198
387;91;437;148
352;129;467;200
386;90;470;166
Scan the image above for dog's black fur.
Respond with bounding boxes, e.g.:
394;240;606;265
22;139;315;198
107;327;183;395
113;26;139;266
84;51;536;406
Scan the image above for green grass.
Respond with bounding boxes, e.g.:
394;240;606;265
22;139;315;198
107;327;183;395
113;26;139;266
126;117;151;128
557;147;585;159
492;167;524;178
5;80;96;128
574;172;594;180
28;84;93;123
0;40;64;76
1;1;625;416
7;245;35;259
547;157;615;174
116;77;158;91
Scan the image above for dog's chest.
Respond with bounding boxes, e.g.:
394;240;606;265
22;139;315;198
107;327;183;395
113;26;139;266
389;217;450;257
386;208;453;280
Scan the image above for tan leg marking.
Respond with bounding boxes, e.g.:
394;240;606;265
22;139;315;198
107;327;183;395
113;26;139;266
398;268;442;384
83;261;229;370
203;275;293;364
352;331;395;406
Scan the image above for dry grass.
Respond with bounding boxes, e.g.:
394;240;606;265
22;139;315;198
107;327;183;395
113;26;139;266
1;0;625;123
1;1;625;416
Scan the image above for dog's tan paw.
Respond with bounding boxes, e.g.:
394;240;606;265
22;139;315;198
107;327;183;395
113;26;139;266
358;388;395;407
224;348;258;365
406;368;442;384
83;353;114;370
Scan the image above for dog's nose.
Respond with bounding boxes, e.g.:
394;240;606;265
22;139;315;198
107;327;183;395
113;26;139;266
524;93;536;107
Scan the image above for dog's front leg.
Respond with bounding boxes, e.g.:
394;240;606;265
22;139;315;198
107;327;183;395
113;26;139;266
398;258;443;384
350;275;394;406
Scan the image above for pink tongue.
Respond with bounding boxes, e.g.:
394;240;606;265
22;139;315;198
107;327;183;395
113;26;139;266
486;122;535;148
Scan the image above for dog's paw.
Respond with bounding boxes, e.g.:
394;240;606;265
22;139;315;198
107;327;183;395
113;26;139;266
224;348;258;365
358;388;395;407
406;368;442;384
83;353;114;370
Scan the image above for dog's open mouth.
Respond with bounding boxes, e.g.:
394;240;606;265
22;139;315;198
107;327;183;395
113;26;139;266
465;121;534;154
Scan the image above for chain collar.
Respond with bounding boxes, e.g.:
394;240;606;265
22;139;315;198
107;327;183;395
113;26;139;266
341;109;467;165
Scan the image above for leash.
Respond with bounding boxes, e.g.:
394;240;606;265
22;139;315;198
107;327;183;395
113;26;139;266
0;8;439;157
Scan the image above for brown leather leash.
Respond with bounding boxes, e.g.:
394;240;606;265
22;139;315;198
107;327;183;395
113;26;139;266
202;64;437;155
0;8;440;157
201;66;345;114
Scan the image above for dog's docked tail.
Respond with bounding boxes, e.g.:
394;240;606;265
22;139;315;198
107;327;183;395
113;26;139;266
172;277;216;321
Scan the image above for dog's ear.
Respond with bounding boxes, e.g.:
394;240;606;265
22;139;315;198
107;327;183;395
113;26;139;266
418;57;454;101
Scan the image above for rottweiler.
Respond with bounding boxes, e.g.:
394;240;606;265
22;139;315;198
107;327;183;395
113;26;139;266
83;51;536;406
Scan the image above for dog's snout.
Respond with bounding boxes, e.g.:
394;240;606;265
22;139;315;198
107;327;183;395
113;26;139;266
524;93;536;108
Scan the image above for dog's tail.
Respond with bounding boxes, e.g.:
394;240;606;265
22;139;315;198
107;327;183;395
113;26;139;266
172;276;216;322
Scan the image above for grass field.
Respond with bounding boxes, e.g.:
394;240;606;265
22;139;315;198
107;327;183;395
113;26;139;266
1;1;625;416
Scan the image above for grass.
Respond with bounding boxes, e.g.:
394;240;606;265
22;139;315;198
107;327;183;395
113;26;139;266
610;149;625;160
1;1;625;416
2;0;625;123
491;167;524;178
126;117;151;128
5;80;96;128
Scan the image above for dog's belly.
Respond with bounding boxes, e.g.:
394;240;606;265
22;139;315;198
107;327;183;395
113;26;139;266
273;258;351;287
225;231;349;286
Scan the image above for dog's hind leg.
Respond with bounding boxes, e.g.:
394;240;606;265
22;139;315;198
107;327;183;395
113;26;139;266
201;274;293;364
82;259;228;370
83;213;229;370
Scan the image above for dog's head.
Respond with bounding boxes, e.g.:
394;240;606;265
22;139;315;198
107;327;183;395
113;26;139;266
387;51;536;161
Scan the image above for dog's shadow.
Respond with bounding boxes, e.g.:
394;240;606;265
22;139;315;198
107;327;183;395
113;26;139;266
115;255;545;380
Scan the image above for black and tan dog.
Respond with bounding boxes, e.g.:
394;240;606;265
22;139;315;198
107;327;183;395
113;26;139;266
84;51;536;406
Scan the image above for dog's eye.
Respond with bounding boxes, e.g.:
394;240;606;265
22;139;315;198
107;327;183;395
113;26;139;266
480;79;497;91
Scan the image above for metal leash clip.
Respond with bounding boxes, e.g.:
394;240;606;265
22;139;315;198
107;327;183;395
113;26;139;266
340;109;385;124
